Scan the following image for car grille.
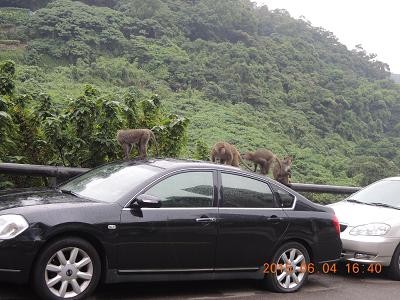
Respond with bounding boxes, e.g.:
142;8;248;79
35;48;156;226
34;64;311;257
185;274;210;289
340;224;348;232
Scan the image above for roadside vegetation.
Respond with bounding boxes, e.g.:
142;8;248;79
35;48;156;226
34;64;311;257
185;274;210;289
1;0;400;202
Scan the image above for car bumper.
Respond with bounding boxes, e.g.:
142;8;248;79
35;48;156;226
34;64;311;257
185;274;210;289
0;239;43;284
340;230;399;266
0;268;26;284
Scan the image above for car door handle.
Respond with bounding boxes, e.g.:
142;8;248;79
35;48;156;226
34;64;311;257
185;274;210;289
196;217;217;223
266;215;284;223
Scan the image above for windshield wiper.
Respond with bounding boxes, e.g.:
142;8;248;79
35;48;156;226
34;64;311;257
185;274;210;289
369;202;400;210
59;189;79;198
346;199;368;205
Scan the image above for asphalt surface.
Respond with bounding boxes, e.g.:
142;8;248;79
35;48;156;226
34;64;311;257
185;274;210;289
0;268;399;300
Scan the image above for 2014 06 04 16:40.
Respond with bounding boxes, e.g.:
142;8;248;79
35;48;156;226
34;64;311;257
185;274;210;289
263;262;383;274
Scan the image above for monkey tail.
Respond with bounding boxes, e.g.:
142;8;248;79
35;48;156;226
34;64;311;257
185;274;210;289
273;155;283;178
116;130;122;145
274;155;282;168
239;155;253;172
150;130;159;157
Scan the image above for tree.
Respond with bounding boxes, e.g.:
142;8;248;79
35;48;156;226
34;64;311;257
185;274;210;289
0;0;51;10
0;61;15;159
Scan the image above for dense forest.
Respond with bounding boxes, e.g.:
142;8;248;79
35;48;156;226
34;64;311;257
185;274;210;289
1;0;400;199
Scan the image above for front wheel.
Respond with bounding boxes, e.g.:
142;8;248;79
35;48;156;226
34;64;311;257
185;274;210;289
263;242;310;293
32;237;101;300
389;244;400;280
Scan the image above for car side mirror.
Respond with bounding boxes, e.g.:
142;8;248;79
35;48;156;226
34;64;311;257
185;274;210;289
133;194;162;208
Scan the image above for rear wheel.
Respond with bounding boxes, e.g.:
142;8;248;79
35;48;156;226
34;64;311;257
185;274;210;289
32;237;101;300
389;244;400;280
263;242;310;292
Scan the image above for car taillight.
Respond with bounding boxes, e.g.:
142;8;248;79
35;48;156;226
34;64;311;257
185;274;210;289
332;215;340;235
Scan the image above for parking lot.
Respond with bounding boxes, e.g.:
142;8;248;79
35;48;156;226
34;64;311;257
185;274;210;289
1;267;399;300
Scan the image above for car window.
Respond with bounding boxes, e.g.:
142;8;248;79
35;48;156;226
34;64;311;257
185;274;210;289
271;185;295;208
145;172;214;207
221;173;275;208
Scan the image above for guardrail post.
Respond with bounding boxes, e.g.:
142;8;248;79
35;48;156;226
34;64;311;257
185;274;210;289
48;177;58;188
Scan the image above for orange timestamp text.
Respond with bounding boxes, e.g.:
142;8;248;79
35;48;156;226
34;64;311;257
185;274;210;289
263;262;383;274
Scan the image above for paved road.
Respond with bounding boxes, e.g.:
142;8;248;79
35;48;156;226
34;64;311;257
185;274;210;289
1;270;399;300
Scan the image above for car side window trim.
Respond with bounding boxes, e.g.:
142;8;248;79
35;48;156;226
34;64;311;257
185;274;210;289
269;182;297;210
217;170;297;210
123;168;218;209
255;173;297;210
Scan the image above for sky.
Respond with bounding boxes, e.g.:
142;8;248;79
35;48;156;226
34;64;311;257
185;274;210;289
254;0;400;74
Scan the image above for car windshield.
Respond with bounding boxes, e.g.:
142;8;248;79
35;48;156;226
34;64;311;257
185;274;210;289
347;180;400;208
59;162;162;203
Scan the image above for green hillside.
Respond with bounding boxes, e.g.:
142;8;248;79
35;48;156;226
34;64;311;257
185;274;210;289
1;0;400;192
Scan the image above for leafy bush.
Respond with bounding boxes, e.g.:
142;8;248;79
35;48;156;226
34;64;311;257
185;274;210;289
1;0;400;198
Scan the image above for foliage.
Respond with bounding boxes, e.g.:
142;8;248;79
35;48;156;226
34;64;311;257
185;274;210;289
1;0;400;203
0;7;30;25
194;140;209;161
0;1;51;11
0;61;189;176
0;60;14;158
0;60;15;95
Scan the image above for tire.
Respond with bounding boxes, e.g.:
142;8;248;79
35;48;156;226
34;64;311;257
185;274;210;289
389;244;400;280
263;242;310;293
32;237;101;300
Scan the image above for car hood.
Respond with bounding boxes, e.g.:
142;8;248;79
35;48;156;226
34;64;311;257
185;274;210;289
0;188;98;211
329;200;400;226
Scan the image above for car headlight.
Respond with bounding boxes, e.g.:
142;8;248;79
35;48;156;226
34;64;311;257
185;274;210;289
349;223;390;236
0;215;29;240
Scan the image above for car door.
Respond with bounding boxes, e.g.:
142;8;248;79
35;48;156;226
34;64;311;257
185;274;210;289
118;170;218;272
215;172;290;270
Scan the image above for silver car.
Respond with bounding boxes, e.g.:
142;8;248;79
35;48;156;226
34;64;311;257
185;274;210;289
329;177;400;279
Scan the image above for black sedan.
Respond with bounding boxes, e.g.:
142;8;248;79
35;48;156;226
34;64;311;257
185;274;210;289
0;159;341;299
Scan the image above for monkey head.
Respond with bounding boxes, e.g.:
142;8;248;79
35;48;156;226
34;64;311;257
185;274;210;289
282;156;293;174
241;152;253;160
214;157;222;164
282;156;293;163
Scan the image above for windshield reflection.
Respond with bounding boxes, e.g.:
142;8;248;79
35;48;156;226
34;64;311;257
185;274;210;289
59;162;162;203
347;180;400;209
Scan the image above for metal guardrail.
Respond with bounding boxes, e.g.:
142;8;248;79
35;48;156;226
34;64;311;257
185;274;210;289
0;163;88;178
0;163;88;186
0;163;361;194
291;183;360;194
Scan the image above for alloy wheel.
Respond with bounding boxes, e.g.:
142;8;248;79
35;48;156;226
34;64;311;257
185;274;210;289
275;248;306;289
45;247;93;298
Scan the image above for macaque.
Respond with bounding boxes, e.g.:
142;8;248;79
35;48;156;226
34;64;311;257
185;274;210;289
273;156;293;187
116;128;158;159
210;142;252;170
241;148;277;175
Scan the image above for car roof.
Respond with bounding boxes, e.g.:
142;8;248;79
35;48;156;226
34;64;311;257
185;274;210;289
124;158;246;172
110;158;305;192
382;177;400;181
121;158;305;193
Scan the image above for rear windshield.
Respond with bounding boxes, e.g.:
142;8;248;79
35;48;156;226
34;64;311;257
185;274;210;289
59;162;162;203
